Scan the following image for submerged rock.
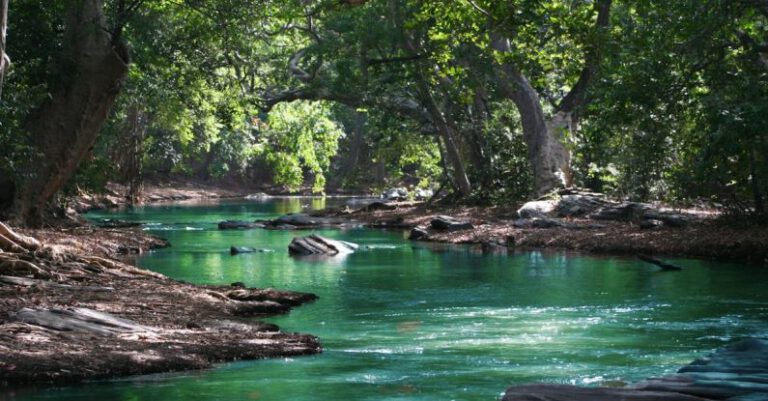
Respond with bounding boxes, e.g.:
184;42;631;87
218;220;264;230
288;235;358;256
230;246;272;255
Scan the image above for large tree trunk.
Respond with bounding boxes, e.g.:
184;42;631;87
11;0;129;226
491;44;569;196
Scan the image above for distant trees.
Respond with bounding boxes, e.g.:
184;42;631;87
0;0;766;224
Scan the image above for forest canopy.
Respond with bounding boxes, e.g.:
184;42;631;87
0;0;767;226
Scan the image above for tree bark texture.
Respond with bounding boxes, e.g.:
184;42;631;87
12;0;129;226
491;48;570;196
112;105;146;205
414;72;472;196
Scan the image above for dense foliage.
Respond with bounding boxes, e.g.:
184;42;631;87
0;0;766;222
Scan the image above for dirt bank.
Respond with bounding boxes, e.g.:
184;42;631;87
0;223;320;385
331;202;768;265
72;181;249;212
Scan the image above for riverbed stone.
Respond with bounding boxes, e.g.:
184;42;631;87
218;220;264;230
288;234;358;256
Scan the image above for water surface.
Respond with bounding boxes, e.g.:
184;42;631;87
10;198;768;401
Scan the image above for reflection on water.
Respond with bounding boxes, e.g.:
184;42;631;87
9;198;768;401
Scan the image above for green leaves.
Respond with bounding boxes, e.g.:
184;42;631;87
258;101;344;193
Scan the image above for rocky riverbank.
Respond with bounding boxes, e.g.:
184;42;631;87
320;195;768;265
0;223;320;385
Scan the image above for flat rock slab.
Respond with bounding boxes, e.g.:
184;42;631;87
288;234;358;256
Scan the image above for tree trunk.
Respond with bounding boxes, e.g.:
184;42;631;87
334;109;366;187
491;45;569;196
113;105;146;205
489;0;610;196
414;73;472;196
0;0;9;99
11;0;129;226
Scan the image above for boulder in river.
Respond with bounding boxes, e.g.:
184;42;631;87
288;235;358;256
430;215;474;231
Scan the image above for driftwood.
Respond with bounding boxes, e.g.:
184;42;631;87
638;254;683;271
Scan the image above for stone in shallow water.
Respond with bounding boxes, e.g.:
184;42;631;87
288;235;358;256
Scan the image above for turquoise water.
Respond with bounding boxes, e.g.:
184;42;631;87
8;199;768;401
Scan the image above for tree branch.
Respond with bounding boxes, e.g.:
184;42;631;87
557;0;612;114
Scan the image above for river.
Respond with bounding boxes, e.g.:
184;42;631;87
11;198;768;401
